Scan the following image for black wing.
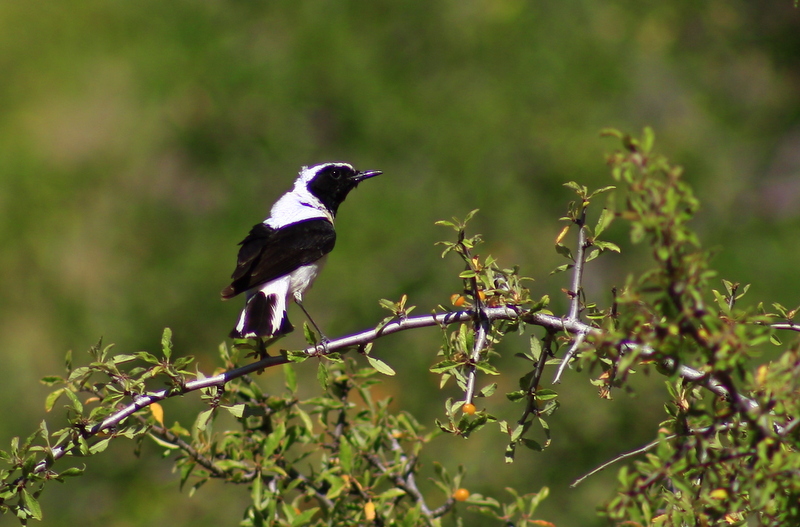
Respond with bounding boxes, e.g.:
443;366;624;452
221;218;336;299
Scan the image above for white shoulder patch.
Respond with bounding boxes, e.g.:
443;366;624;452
264;166;337;228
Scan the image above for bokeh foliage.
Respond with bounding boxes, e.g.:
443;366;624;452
0;1;799;526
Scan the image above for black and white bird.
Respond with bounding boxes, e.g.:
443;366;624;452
222;162;382;339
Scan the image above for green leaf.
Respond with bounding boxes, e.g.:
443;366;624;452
584;248;601;263
600;127;624;139
322;352;344;363
172;356;194;371
550;263;574;275
296;407;314;434
57;466;85;478
504;442;516;463
587;186;616;200
535;389;558;401
21;489;43;521
642;126;655;153
89;437;112;454
474;361;500;375
712;289;729;314
64;388;83;414
317;361;329;390
506;390;526;402
530;336;543;361
148;434;180;450
111;354;137;364
40;376;64;386
510;422;527;442
291;507;319;527
325;475;347;499
303;322;317;345
195;408;214;432
555;243;574;260
735;283;751;301
772;303;788;318
722;279;734;297
134;351;159;364
378;298;397;311
594;207;614;237
366;355;396;376
522;438;543;451
250;470;263;507
338;436;353;474
161;327;173;360
563;181;587;197
262;422;285;458
283;364;297;393
593;240;621;253
285;349;308;363
429;360;461;374
463;208;480;224
45;389;65;412
223;404;245;419
477;383;497;397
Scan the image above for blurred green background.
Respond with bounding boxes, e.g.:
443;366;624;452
1;1;799;525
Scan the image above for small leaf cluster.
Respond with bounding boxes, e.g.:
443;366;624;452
552;181;619;276
437;210;536;309
0;329;191;524
0;423;84;524
467;486;552;527
172;349;464;527
432;212;557;463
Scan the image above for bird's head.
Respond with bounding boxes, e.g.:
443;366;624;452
301;162;382;216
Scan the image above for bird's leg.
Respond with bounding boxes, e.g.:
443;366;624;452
255;335;284;359
295;299;329;351
255;337;269;359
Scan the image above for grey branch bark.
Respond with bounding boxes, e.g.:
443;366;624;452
35;305;791;477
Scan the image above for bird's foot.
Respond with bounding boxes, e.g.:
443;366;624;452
314;334;331;355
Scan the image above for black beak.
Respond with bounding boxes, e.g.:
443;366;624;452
354;170;382;182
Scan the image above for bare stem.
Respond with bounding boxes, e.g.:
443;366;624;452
552;329;588;384
464;275;490;404
567;206;589;322
571;434;674;487
771;322;800;332
516;330;556;428
364;433;449;523
556;204;590;383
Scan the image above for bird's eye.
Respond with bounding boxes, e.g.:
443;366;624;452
330;169;343;180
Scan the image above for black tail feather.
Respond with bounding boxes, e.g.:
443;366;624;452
229;292;294;339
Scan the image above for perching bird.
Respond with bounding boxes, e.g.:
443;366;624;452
222;162;382;339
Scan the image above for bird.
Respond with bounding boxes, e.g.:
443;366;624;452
222;162;382;340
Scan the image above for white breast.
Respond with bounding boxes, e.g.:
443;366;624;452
288;259;326;302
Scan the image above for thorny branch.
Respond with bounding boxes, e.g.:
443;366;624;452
553;328;587;384
364;432;452;522
142;402;337;511
515;330;557;433
31;301;790;480
553;199;590;384
463;252;491;405
567;205;589;322
25;264;800;496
